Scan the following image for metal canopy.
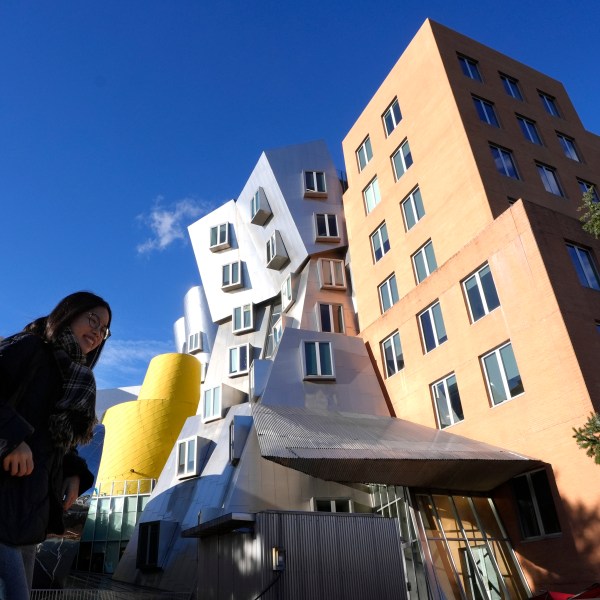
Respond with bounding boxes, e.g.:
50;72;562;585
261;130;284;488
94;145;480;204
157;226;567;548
253;404;543;492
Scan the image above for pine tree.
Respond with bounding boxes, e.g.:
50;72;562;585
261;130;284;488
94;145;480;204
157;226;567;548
573;412;600;464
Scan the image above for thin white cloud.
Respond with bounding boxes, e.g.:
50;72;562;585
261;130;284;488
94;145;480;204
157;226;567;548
136;197;210;254
93;338;174;389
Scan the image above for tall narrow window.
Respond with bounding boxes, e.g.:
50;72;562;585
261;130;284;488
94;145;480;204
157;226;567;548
557;133;580;161
229;344;251;377
383;98;402;136
303;341;334;379
412;240;437;283
356;136;373;171
401;187;425;231
319;258;346;290
315;214;340;241
566;243;600;290
318;303;344;333
381;331;404;377
250;187;272;225
458;55;482;81
490;145;519;179
578;180;600;203
203;387;221;422
517;116;542;145
363;177;381;214
177;437;198;478
370;222;390;262
418;301;448;353
222;261;242;291
482;342;524;405
209;223;230;251
188;331;202;354
537;163;564;196
266;230;289;269
500;74;523;100
539;92;560;117
232;304;253;334
281;274;294;311
473;97;499;127
463;263;500;322
378;274;399;313
512;470;561;538
431;374;464;429
391;140;413;180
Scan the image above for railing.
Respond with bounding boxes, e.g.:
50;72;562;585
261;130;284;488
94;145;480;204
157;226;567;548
92;479;157;497
30;591;190;600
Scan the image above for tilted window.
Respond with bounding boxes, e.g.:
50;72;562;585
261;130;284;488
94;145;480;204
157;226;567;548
209;223;230;251
370;222;390;262
383;98;402;136
412;240;437;283
401;187;425;231
381;331;404;377
463;263;500;322
431;374;464;429
418;301;448;353
356;136;373;171
391;139;413;180
229;344;251;377
222;261;243;291
481;342;524;405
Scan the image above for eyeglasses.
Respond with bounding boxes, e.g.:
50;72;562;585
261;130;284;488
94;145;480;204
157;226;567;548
88;312;111;340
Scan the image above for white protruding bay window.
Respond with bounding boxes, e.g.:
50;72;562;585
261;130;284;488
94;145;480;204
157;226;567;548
229;343;251;377
232;304;253;334
209;223;230;252
177;436;199;478
250;187;272;225
222;261;243;291
266;230;289;270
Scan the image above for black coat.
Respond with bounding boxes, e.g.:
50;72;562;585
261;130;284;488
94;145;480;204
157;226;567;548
0;334;94;545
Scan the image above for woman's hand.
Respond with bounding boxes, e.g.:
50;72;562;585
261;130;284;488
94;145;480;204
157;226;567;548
2;441;34;476
62;475;81;510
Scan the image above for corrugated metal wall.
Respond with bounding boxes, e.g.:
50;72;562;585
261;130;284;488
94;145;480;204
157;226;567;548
197;511;408;600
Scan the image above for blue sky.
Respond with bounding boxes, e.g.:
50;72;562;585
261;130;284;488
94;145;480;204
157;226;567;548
1;0;599;389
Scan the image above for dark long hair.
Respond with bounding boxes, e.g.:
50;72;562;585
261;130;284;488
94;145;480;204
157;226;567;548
24;291;112;368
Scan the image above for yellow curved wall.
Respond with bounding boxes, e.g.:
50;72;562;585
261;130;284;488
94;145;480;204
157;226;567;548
96;353;200;494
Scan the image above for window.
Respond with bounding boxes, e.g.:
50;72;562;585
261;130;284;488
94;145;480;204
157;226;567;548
177;437;198;478
381;331;404;377
500;74;523;100
232;303;253;334
566;243;600;290
412;240;437;283
517;116;542;145
539;92;560;117
222;261;242;291
490;145;519;179
319;258;346;290
391;140;413;180
318;303;344;333
463;263;500;322
209;223;230;251
313;498;353;512
383;98;402;136
315;213;340;241
363;177;381;214
537;163;564;196
378;274;399;313
229;344;251;377
356;136;373;171
137;521;160;570
418;301;448;353
250;187;272;225
512;470;561;539
401;187;425;231
473;97;499;127
188;332;202;354
303;341;334;379
432;374;464;429
304;171;327;196
203;386;221;421
482;342;524;405
557;133;580;161
281;274;294;311
458;55;482;81
578;180;600;202
370;222;390;262
264;302;282;359
266;230;289;269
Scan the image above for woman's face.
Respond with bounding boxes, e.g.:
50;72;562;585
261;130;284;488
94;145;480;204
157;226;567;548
70;306;110;355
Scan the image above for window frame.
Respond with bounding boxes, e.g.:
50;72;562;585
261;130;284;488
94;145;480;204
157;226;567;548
566;243;600;290
578;180;600;203
222;261;243;291
500;74;523;100
209;222;230;252
281;274;294;312
458;54;482;81
539;91;560;117
481;342;524;406
418;301;448;353
232;303;254;334
382;98;402;137
381;331;404;378
370;222;390;262
302;340;335;380
516;115;542;145
228;343;251;377
401;187;425;231
317;303;345;334
177;436;199;478
304;170;327;197
462;263;501;323
356;136;373;171
315;213;340;242
363;176;381;214
378;274;399;313
431;373;464;429
490;144;520;179
391;139;413;180
203;386;222;422
537;163;564;197
250;187;272;225
556;133;581;162
473;96;499;127
318;258;346;290
188;331;202;354
412;239;437;283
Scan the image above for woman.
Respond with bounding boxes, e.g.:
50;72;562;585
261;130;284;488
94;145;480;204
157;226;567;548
0;291;112;600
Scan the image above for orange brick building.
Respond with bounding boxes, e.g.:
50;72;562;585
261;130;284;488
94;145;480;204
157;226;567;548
342;19;600;591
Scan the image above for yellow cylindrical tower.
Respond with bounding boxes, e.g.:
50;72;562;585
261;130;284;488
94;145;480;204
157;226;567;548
96;353;200;495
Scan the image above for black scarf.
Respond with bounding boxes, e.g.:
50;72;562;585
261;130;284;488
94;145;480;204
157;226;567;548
49;328;97;449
